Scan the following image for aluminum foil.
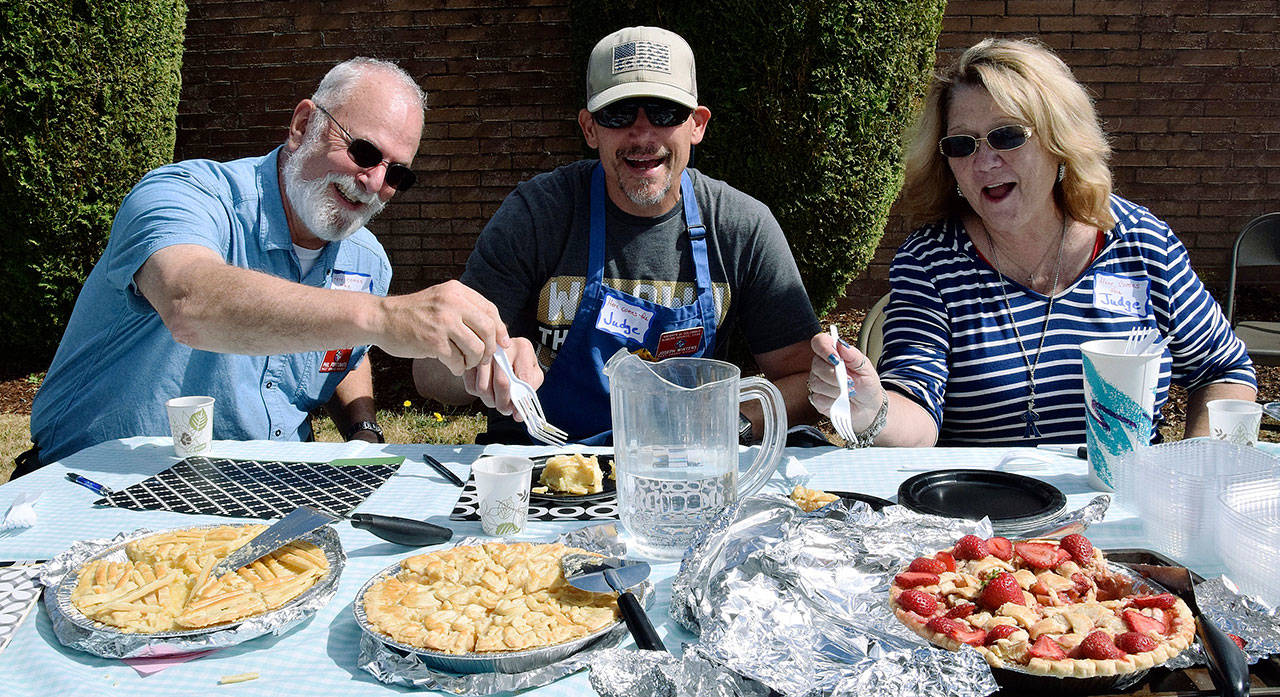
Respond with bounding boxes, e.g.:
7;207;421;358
39;523;345;659
1193;576;1280;664
355;524;652;695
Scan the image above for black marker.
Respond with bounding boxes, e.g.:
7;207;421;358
65;472;113;497
1035;444;1088;460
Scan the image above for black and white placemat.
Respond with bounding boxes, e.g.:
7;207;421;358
448;475;618;521
98;456;402;519
0;561;44;655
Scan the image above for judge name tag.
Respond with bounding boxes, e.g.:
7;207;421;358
596;294;653;342
656;327;704;359
1093;272;1147;317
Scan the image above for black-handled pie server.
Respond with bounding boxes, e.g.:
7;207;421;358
561;553;665;652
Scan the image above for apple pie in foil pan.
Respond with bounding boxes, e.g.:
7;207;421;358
39;523;344;658
355;524;652;695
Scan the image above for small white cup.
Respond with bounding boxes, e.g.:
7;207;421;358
472;456;533;536
1207;399;1263;446
165;396;215;458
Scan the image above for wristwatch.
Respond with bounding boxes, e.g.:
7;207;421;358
738;412;755;445
346;420;384;443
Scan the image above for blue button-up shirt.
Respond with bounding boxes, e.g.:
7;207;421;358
31;147;392;464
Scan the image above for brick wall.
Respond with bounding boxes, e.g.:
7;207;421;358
176;1;1280;310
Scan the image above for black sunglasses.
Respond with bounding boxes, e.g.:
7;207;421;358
592;98;693;129
313;103;416;192
938;124;1033;158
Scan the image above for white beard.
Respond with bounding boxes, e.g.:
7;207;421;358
281;140;386;242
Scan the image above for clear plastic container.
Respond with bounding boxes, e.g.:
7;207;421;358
1217;475;1280;606
1113;439;1277;565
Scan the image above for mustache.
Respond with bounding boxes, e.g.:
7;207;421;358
616;146;670;161
327;173;382;207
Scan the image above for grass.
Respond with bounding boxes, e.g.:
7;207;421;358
0;415;29;483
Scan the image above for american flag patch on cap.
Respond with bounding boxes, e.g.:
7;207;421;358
612;41;671;74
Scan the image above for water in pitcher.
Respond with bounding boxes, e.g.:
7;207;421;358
616;446;737;560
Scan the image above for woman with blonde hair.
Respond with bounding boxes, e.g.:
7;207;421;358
807;38;1254;446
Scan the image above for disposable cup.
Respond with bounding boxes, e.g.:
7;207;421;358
1080;339;1161;492
165;396;215;458
1207;399;1263;446
472;456;533;536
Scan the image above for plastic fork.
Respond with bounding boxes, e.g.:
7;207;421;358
1122;327;1156;355
827;325;857;443
492;347;568;446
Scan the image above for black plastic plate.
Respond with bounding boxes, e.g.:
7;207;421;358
896;469;1066;526
528;454;616;503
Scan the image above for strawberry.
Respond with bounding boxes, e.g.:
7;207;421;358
908;557;947;574
898;590;939;616
1071;572;1093;596
1054;548;1073;566
934;551;957;572
1060;534;1094;565
1116;631;1158;654
945;603;976;619
986;536;1013;561
1122;609;1166;636
1028;635;1068;660
1130;593;1177;610
953;534;989;560
894;571;940;588
1229;634;1247;650
925;616;960;636
985;624;1021;644
1080;630;1126;660
925;615;985;645
979;572;1025;611
1014;542;1060;570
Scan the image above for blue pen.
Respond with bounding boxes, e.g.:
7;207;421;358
65;472;113;497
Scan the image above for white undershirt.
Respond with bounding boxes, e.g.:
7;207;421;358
293;243;325;277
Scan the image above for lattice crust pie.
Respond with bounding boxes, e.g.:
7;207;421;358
790;485;840;512
362;542;620;654
889;534;1195;677
71;525;329;633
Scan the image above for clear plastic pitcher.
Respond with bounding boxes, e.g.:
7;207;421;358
603;348;787;560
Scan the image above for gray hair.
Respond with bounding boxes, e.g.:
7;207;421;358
311;57;426;112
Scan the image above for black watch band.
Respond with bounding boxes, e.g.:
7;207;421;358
346;420;384;443
738;412;754;445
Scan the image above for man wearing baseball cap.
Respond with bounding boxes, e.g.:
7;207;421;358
415;27;821;444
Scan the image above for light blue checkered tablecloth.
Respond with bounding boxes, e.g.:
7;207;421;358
0;438;1237;696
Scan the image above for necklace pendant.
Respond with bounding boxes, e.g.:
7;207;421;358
1023;407;1042;439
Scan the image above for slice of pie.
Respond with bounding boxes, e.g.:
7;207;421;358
790;485;840;512
71;525;329;633
362;542;621;654
889;533;1195;677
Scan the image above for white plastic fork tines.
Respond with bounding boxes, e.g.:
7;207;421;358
492;347;568;446
826;325;857;443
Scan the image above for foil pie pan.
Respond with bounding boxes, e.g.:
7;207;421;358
354;528;652;694
40;523;345;659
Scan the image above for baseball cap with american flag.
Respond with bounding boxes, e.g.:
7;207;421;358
586;26;697;112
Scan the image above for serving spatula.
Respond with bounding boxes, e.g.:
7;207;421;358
561;553;665;652
1128;563;1250;697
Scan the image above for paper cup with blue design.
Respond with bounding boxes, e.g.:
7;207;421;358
165;396;215;458
472;456;533;536
1080;340;1161;491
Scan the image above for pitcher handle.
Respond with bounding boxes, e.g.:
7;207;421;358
737;376;787;497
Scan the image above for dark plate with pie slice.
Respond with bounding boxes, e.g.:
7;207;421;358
528;453;616;503
897;469;1066;533
825;490;893;511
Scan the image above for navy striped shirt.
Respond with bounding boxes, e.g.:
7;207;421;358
880;195;1255;445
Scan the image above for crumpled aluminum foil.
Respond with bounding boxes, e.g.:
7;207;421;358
39;524;345;658
1191;577;1280;664
356;524;650;695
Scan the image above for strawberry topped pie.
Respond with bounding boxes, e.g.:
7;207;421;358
889;533;1195;677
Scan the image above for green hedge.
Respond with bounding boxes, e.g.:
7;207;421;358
0;1;185;368
570;0;945;314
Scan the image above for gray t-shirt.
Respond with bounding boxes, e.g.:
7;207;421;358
462;159;820;370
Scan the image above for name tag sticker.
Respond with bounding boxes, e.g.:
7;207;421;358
1093;272;1148;317
329;270;372;293
320;348;352;373
656;327;704;359
596;294;653;342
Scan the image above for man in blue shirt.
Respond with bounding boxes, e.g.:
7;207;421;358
22;57;510;474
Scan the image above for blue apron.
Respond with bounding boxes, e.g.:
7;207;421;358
536;163;719;444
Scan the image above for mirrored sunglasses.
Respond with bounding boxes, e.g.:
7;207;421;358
592;98;693;129
313;104;416;191
938;124;1033;158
